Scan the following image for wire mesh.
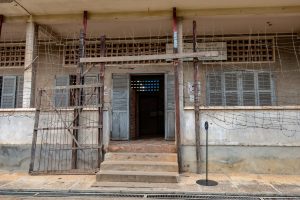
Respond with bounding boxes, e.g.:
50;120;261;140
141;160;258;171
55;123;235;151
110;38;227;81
30;84;103;174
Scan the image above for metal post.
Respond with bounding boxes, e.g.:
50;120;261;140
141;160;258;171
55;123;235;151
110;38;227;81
0;15;3;39
98;35;105;167
196;121;218;186
193;20;201;174
173;7;182;172
205;121;208;182
29;89;43;173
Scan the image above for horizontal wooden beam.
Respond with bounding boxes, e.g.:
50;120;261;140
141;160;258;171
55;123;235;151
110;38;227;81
3;6;300;24
80;52;219;63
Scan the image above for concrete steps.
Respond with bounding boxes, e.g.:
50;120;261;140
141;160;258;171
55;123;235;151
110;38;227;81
96;152;179;183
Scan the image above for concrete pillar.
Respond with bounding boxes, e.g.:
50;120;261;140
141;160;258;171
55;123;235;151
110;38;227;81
23;20;38;108
177;17;185;171
177;17;185;143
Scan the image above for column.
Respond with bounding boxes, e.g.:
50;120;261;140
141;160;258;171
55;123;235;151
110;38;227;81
23;19;38;108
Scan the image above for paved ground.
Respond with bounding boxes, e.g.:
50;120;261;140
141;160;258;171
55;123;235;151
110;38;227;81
0;171;299;199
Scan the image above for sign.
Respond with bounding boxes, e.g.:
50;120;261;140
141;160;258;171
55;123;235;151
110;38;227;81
187;81;200;102
166;42;227;61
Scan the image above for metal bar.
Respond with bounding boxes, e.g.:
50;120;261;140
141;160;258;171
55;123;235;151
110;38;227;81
44;83;103;90
98;35;105;167
173;7;182;173
29;89;42;173
49;146;102;151
193;20;201;174
35;125;103;131
80;51;219;63
0;15;3;39
40;104;103;111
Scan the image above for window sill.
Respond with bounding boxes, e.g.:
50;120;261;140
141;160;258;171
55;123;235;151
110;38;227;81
0;108;36;112
184;105;300;110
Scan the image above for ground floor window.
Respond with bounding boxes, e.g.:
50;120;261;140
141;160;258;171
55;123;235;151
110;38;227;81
207;71;274;106
54;74;98;107
0;75;23;108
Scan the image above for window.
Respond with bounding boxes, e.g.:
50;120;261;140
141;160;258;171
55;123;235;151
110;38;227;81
0;45;25;67
54;74;98;107
207;71;274;106
0;75;23;108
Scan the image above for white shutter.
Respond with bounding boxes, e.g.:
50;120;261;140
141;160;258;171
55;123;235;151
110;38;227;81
258;72;272;106
242;73;256;106
16;76;24;108
84;75;98;105
224;73;238;106
1;76;17;108
54;75;69;107
207;74;222;106
112;74;129;140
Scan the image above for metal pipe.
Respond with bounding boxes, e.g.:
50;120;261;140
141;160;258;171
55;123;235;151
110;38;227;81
173;7;182;172
193;20;201;174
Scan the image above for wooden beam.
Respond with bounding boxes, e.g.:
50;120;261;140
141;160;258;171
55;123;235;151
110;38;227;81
4;6;300;24
80;51;219;63
0;15;3;39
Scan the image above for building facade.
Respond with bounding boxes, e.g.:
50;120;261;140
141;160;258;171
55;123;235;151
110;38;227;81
0;0;300;175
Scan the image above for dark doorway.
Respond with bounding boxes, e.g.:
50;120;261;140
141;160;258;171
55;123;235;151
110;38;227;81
130;75;164;139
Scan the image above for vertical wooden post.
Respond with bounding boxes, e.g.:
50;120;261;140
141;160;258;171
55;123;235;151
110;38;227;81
29;89;42;173
98;35;105;167
173;7;182;172
72;11;87;169
0;15;3;39
193;20;201;174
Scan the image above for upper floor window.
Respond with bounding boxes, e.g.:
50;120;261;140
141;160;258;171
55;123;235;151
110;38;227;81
0;45;25;67
207;71;274;106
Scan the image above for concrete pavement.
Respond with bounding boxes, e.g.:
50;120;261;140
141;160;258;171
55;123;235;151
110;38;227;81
0;171;299;199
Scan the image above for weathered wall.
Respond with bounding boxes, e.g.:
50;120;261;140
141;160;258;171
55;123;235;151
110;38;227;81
181;108;300;174
0;109;109;171
1;37;300;174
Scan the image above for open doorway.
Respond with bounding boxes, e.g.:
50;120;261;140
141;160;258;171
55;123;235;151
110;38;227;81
130;75;164;139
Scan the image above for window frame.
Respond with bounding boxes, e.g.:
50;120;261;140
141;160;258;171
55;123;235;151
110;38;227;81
0;75;24;108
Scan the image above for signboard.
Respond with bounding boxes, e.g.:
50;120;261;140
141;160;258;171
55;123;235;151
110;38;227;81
187;81;200;102
166;42;227;61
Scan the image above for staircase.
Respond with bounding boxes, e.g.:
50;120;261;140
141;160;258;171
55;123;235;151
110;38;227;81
96;140;179;183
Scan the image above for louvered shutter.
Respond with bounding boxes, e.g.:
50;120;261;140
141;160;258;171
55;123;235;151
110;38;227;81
165;74;175;140
84;75;98;105
16;76;24;108
112;74;129;140
224;73;238;106
207;74;222;106
258;72;272;106
54;75;69;107
242;73;256;106
1;76;17;108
